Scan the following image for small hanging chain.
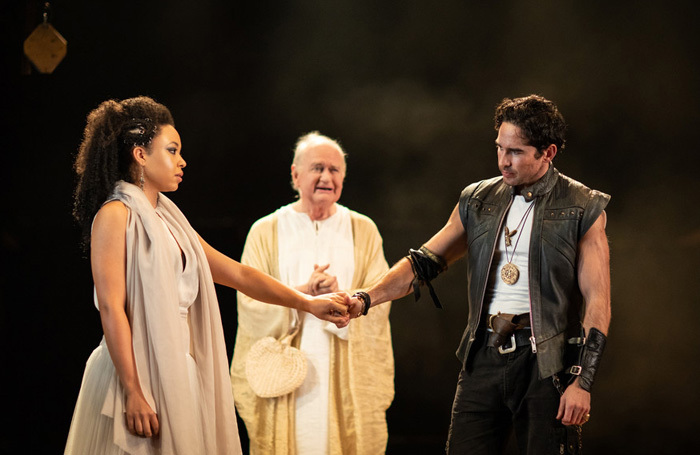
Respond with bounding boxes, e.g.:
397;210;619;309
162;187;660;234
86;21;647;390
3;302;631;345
43;2;50;24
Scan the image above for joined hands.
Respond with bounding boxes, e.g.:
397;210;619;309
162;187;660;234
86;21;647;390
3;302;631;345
300;264;367;327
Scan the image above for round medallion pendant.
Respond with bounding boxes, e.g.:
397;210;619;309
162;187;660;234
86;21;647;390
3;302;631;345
500;263;520;285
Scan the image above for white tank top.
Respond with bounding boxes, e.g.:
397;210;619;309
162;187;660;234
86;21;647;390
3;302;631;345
485;195;534;316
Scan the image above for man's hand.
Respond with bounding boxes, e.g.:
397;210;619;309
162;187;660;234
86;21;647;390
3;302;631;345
556;378;591;426
347;294;363;319
302;264;339;296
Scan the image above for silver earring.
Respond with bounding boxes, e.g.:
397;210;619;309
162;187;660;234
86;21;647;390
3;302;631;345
139;166;145;190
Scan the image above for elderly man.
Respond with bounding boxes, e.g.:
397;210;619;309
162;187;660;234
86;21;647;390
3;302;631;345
348;95;611;454
231;132;394;454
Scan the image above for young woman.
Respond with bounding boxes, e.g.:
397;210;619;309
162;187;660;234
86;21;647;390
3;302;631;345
65;96;350;455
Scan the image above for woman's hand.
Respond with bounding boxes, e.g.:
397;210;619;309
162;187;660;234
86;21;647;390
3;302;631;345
124;389;160;438
303;291;351;328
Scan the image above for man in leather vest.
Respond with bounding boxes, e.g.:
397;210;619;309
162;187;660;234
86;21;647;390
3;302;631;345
348;95;611;454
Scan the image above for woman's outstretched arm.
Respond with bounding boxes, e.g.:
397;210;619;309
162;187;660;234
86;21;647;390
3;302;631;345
198;235;350;327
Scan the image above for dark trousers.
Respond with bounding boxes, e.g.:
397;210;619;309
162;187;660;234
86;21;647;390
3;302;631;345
446;331;577;455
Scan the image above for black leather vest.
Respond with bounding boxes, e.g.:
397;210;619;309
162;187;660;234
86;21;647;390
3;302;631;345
456;166;610;378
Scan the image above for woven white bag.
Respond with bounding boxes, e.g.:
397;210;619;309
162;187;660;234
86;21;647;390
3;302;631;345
245;318;307;398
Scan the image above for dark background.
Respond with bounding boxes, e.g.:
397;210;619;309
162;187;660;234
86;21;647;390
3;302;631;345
2;1;699;453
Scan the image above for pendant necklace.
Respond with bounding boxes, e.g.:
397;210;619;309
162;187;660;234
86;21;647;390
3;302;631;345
501;201;535;285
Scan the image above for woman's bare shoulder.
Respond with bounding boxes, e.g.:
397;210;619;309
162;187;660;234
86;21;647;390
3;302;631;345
93;200;128;234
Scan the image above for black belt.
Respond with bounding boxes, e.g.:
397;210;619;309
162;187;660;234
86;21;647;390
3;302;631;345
485;328;532;354
479;312;532;354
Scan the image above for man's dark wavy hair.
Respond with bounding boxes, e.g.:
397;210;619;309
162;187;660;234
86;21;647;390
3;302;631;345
494;95;566;156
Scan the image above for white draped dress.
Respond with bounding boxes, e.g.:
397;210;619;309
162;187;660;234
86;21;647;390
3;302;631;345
65;182;241;455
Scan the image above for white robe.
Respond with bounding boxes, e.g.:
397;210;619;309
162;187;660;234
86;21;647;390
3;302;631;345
277;204;355;454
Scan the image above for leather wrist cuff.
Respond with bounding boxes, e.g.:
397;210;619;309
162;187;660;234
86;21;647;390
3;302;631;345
352;292;371;316
407;246;447;309
575;327;607;392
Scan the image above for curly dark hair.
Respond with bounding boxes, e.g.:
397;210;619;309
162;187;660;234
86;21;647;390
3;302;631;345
494;95;566;156
73;96;174;249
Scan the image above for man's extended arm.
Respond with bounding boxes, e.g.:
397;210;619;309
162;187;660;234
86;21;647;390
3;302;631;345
349;203;468;316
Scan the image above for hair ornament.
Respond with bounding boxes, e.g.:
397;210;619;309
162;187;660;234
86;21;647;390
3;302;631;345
121;117;156;146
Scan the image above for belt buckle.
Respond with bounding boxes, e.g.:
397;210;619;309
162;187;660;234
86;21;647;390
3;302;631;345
488;313;498;330
568;365;582;376
498;334;517;354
